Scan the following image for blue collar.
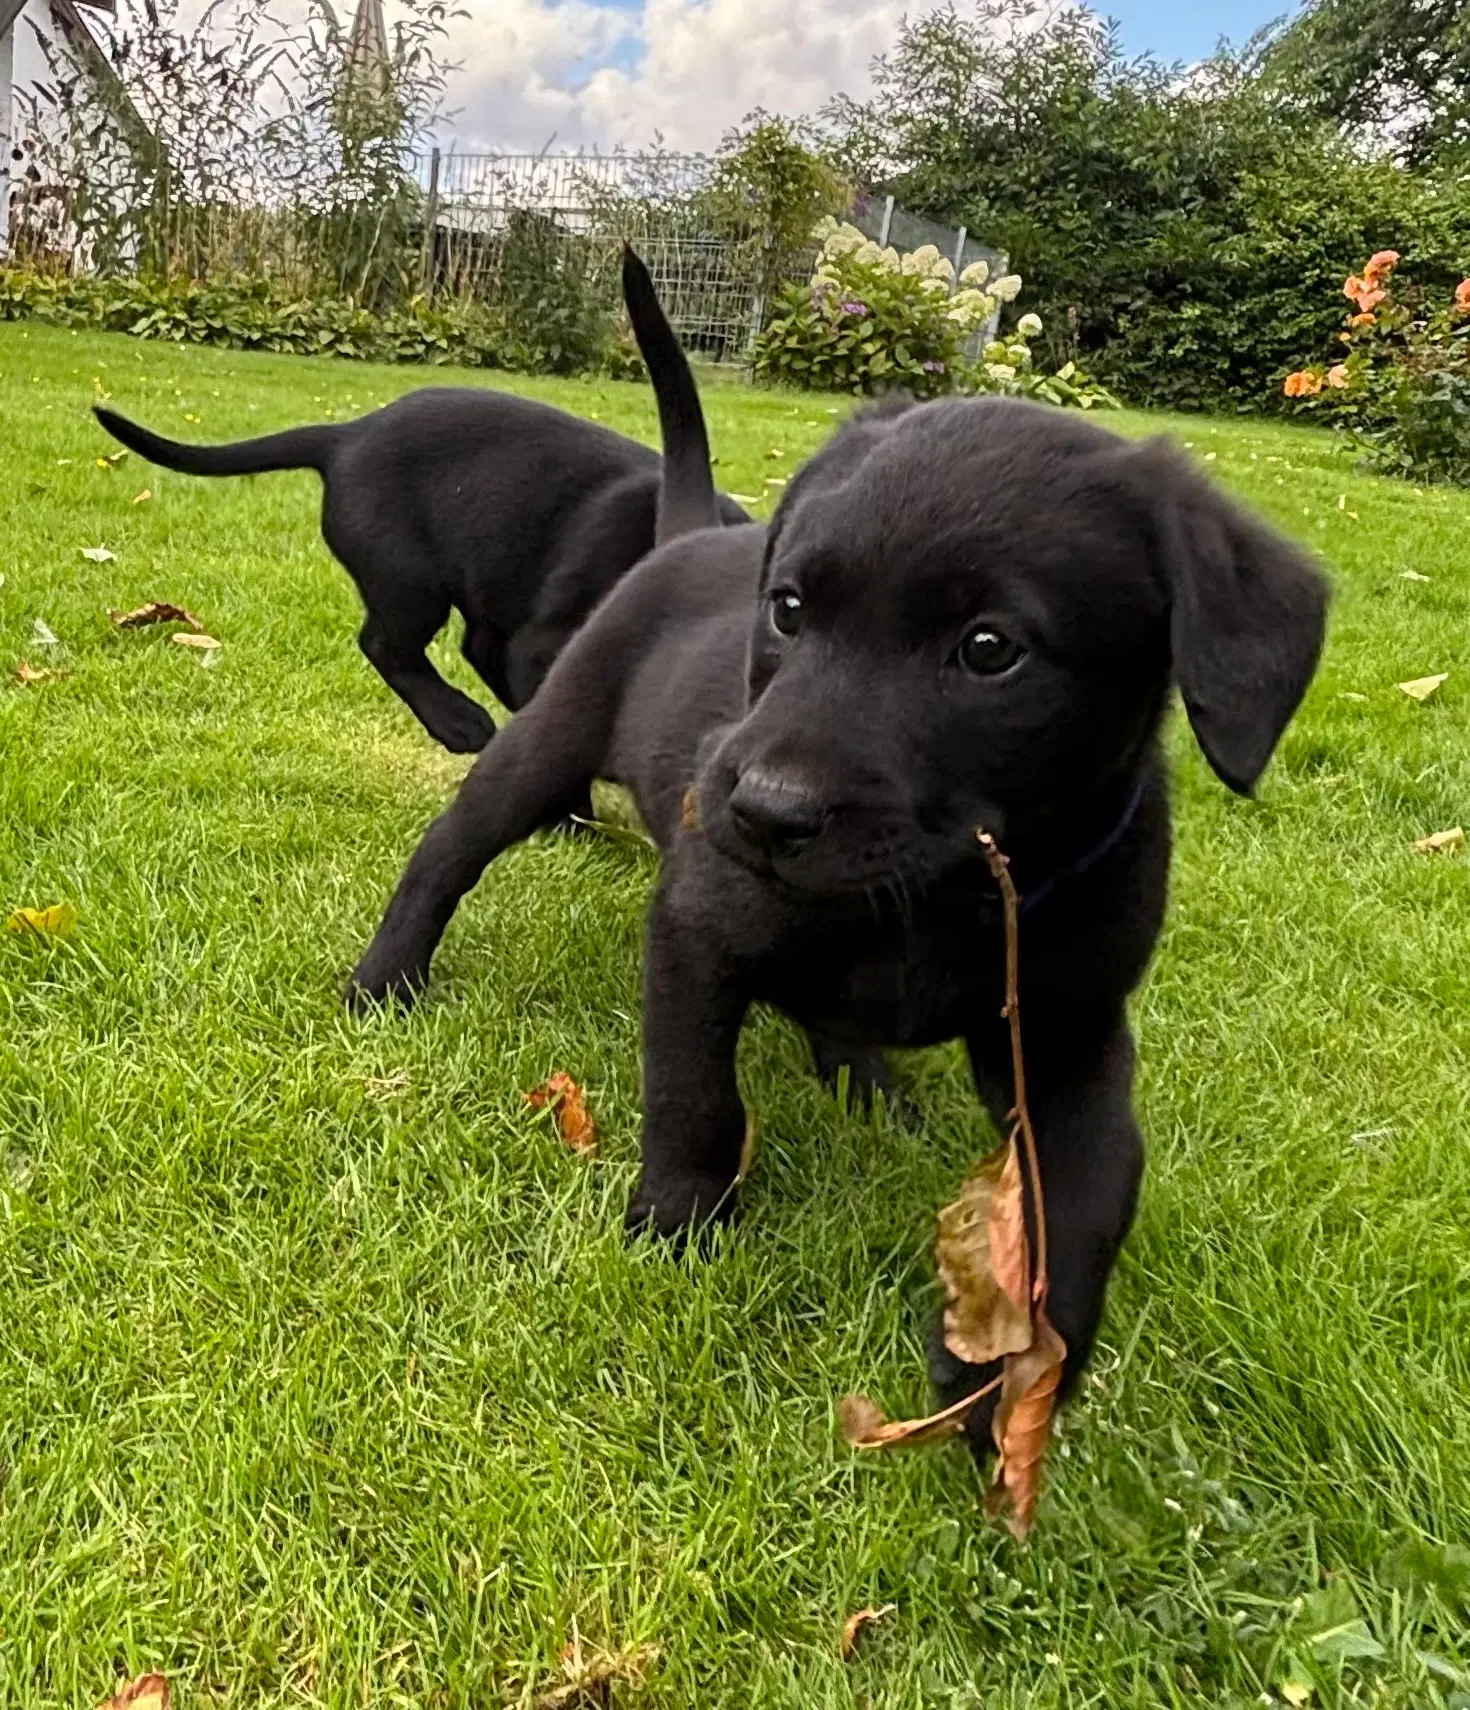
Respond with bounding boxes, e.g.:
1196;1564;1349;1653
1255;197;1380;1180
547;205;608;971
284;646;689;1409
1010;775;1149;917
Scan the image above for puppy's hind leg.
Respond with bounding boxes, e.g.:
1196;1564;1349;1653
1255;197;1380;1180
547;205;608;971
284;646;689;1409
360;607;495;755
347;692;602;1011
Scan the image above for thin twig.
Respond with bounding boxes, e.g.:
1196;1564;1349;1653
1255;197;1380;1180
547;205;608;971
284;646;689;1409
976;830;1049;1306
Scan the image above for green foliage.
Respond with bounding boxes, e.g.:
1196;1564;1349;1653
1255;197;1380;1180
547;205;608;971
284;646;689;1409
1283;253;1470;483
822;0;1470;414
706;113;852;295
1262;0;1470;169
0;267;617;375
490;210;615;376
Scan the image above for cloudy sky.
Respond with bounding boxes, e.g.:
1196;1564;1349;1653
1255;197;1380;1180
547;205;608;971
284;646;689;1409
436;0;1294;155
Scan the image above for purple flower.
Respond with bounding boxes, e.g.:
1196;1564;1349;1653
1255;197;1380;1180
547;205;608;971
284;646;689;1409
922;359;946;372
839;298;869;317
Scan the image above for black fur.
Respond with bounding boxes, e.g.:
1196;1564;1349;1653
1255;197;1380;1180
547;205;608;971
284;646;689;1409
92;258;746;761
348;286;1328;1455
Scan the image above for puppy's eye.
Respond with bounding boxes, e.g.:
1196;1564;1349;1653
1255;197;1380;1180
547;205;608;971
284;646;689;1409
768;589;803;638
958;626;1025;677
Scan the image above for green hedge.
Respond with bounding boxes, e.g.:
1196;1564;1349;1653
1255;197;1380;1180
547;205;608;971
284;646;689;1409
0;269;639;377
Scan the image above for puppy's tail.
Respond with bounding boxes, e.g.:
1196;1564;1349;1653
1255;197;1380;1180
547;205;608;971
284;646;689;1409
93;406;339;478
621;244;718;543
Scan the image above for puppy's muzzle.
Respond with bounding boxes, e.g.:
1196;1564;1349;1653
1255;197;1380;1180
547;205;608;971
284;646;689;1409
727;767;829;856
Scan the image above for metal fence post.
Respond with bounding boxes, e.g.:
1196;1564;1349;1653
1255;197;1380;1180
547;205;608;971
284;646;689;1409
420;146;441;295
878;194;894;248
951;224;967;278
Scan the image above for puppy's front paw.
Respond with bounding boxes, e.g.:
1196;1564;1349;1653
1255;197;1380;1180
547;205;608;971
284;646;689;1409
344;957;426;1015
927;1316;1002;1467
625;1170;740;1243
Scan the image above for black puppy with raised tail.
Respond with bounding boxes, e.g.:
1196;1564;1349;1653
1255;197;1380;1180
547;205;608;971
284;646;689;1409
349;264;1327;1455
93;305;746;755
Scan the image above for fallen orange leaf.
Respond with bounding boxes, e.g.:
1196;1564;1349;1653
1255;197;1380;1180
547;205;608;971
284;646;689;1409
987;1313;1067;1541
838;1376;1001;1451
97;1674;170;1710
15;659;64;684
525;1072;598;1154
841;1603;896;1659
936;1140;1034;1366
109;602;202;631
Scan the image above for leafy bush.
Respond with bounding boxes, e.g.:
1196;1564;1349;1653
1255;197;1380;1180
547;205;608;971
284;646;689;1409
491;210;614;376
0;267;634;377
1282;251;1470;482
752;219;1117;407
823;0;1470;414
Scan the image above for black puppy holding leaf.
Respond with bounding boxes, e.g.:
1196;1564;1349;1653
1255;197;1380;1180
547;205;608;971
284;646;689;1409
350;250;1328;1456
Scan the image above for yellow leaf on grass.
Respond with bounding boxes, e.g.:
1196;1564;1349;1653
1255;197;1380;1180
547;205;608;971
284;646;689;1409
1398;673;1447;702
5;901;77;937
841;1603;896;1659
171;632;221;650
936;1140;1035;1366
97;1675;170;1710
525;1072;598;1154
132;490;153;505
1413;827;1465;854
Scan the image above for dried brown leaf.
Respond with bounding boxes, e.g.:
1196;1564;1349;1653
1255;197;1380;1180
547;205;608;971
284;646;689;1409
172;632;220;651
1413;826;1465;854
841;1603;896;1659
109;602;202;631
987;1313;1067;1541
526;1072;599;1154
937;1140;1034;1366
838;1375;1002;1451
681;784;700;831
97;1675;170;1710
15;659;64;684
1398;672;1447;702
534;1639;658;1707
365;1070;410;1099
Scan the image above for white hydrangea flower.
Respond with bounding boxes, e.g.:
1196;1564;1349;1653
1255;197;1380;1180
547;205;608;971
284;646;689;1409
985;362;1017;382
959;259;990;287
990;274;1023;303
1017;312;1043;337
881;246;902;272
811;215;840;242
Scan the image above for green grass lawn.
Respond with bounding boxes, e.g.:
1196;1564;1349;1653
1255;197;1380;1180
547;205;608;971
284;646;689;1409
2;324;1469;1709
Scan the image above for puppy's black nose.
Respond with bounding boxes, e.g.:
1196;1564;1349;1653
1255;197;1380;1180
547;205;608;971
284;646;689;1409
728;769;828;853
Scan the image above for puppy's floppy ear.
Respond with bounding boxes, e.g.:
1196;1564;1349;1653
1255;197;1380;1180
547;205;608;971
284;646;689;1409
1132;438;1329;795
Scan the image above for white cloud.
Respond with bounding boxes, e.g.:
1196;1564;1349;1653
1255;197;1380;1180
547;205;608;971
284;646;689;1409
439;0;912;154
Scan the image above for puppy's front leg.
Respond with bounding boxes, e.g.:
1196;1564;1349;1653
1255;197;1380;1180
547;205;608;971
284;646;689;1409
626;884;750;1240
931;1010;1144;1456
348;710;595;1011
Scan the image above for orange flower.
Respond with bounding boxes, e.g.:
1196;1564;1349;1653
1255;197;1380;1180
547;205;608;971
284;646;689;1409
1364;249;1400;283
1455;278;1470;310
1283;370;1323;398
1343;274;1367;301
1283;371;1305;397
1348;312;1376;328
1355;287;1386;312
1326;363;1350;388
